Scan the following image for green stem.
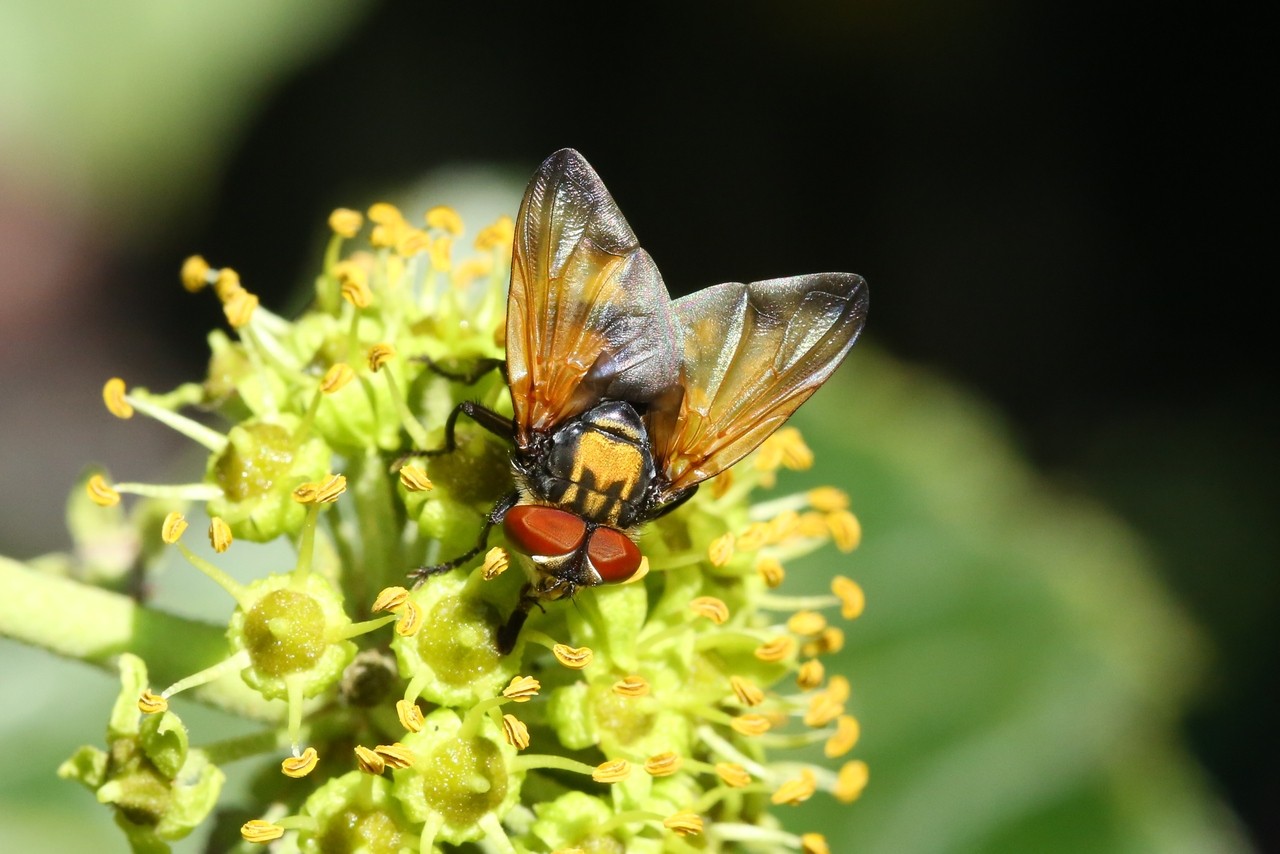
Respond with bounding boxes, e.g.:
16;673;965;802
347;450;403;598
0;556;280;722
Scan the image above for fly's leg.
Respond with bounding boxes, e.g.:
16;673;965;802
391;400;514;472
408;491;519;583
415;354;508;385
497;584;543;655
650;484;699;520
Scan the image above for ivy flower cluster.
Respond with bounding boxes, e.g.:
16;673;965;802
58;198;869;852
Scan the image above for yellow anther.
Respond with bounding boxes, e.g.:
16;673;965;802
801;832;832;854
396;227;431;257
754;635;795;663
398;463;434;492
281;746;319;778
787;610;828;637
592;759;631;783
690;596;730;625
796;511;830;539
771;513;805;546
612;675;650;697
240;819;285;843
777;427;814;470
827;510;862;552
796;659;825;690
427;234;452;271
425;205;464;236
293;473;347;504
825;715;861;758
621;554;650;584
730;714;773;736
102;378;133;419
644;752;683;777
313;473;348;503
396;698;425;733
715;762;751;788
807;486;850;511
754;439;784;473
771;769;818;805
481;546;509;580
161;511;188;544
503;675;540;702
320;362;355;394
180;255;212;293
474;215;514;251
709;468;735;499
291;482;320;504
369;223;400;249
451;256;494;288
86;474;121;507
340;275;372;308
735;522;771;552
832;575;865;619
826;675;851;703
804;627;844;657
332;258;369;286
328;207;364;238
354;744;386;775
501;714;530;750
213;267;243;302
367;342;395;372
367;202;404;225
137;690;168;714
394;599;424;637
552;644;593;670
707;532;735;567
804;691;844;728
374;743;415;770
835;760;869;802
208;517;233;553
372;586;410;613
756;556;786;588
223;289;259;328
729;675;765;707
663;811;703;836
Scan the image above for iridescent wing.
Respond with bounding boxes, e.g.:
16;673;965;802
506;149;683;445
652;273;868;494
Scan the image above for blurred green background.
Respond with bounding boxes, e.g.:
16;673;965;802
1;2;1270;851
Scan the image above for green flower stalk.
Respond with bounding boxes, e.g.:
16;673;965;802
2;195;868;853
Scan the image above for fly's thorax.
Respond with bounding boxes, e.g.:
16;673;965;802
529;401;656;528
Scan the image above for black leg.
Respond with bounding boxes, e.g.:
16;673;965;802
416;354;508;385
424;400;514;454
408;491;519;584
392;401;515;472
497;584;540;655
651;484;699;520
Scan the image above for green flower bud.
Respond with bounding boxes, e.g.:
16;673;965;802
300;772;418;854
58;655;224;847
228;573;356;701
205;415;330;541
391;571;518;707
391;709;522;846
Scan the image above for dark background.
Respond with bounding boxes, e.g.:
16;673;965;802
7;2;1273;848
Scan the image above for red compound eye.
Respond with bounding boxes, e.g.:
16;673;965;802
587;527;642;583
503;505;587;557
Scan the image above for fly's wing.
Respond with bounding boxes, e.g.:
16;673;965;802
652;273;868;494
506;149;683;445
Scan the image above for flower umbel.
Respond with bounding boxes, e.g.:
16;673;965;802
58;199;868;850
